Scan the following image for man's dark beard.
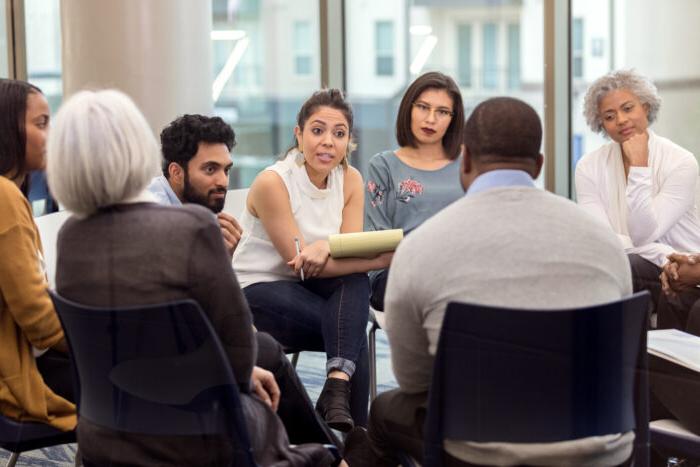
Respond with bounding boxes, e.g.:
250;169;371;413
183;172;226;213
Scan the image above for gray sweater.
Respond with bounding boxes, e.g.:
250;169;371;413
385;186;634;466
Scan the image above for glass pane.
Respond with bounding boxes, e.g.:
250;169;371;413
375;21;395;76
507;24;520;90
0;0;8;78
482;23;498;90
457;24;472;87
25;0;62;112
570;0;700;185
346;0;545;186
212;0;321;188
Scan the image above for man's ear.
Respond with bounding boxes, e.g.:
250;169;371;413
294;126;303;152
531;153;544;180
461;146;472;175
167;162;184;184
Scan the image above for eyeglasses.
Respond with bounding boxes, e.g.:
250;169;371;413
412;102;454;120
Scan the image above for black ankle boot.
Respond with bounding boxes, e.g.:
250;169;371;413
315;377;354;432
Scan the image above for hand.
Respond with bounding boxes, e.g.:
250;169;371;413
621;131;649;167
250;366;280;412
217;212;243;258
661;253;700;296
287;240;330;279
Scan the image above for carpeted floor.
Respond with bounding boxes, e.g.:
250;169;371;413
0;328;397;466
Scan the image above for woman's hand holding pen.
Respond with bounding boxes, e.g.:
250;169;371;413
287;239;330;279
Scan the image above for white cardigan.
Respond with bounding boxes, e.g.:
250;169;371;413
575;130;700;266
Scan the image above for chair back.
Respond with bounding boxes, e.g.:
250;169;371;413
49;291;256;466
423;291;650;467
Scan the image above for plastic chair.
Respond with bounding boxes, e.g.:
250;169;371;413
50;291;341;466
368;307;384;401
0;414;75;467
419;291;651;467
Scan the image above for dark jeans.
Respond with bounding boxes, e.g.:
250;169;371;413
628;253;663;320
370;269;389;312
36;348;75;403
244;273;371;426
255;332;340;446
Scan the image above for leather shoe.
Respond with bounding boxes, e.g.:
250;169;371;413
316;377;354;432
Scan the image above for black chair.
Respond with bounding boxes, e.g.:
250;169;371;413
50;291;338;466
0;414;75;467
419;291;650;467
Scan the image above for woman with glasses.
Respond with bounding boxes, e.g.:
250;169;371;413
365;71;465;311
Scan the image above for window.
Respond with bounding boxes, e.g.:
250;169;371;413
375;21;394;76
211;0;320;188
572;18;584;79
507;24;521;90
293;20;312;75
0;1;8;77
482;23;498;89
457;24;473;87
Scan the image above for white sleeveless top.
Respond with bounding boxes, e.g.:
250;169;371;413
233;150;345;288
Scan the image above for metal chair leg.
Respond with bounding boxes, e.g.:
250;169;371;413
369;321;378;401
291;352;300;369
5;452;19;467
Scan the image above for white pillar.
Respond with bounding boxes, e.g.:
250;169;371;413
60;0;212;134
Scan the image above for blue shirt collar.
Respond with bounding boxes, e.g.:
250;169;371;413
465;169;535;197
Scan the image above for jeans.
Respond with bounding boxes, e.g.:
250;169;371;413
244;273;370;426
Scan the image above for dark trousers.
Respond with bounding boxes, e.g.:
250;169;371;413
657;287;700;333
256;332;339;446
244;274;371;426
370;269;389;311
628;253;663;320
364;389;471;467
36;348;74;403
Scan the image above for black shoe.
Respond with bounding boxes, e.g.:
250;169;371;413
316;377;354;432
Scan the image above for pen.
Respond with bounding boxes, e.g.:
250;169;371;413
294;237;305;281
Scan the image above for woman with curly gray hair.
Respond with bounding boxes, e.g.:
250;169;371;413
575;69;700;305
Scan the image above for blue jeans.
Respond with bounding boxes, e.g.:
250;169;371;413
244;273;370;426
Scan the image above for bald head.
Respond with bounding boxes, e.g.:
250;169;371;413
464;97;542;163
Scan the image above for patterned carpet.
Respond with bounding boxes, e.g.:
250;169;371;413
0;328;397;466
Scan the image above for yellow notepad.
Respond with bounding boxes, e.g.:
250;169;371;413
328;229;404;259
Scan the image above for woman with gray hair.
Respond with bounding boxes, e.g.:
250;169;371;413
575;69;700;304
47;89;335;466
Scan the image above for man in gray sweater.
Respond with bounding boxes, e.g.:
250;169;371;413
346;97;633;466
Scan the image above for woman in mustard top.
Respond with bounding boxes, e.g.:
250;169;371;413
0;79;75;431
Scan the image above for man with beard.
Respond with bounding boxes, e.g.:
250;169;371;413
148;114;340;448
148;114;242;257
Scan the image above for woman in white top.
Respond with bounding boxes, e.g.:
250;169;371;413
234;89;392;432
575;69;700;309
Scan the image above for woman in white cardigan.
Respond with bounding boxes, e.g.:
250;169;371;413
575;69;700;308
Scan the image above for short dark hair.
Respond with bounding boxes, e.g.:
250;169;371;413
288;88;354;167
463;97;541;162
160;114;236;178
396;71;464;160
0;79;43;188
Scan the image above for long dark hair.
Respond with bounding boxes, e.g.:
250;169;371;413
0;79;43;194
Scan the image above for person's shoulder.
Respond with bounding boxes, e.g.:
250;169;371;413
343;164;363;187
367;150;396;169
653;133;695;162
0;176;31;228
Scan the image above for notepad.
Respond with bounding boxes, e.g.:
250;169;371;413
647;329;700;372
328;229;404;259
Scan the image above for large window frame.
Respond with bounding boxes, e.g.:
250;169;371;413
5;0;574;197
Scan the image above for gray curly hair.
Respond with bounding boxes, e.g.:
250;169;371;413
583;69;661;134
